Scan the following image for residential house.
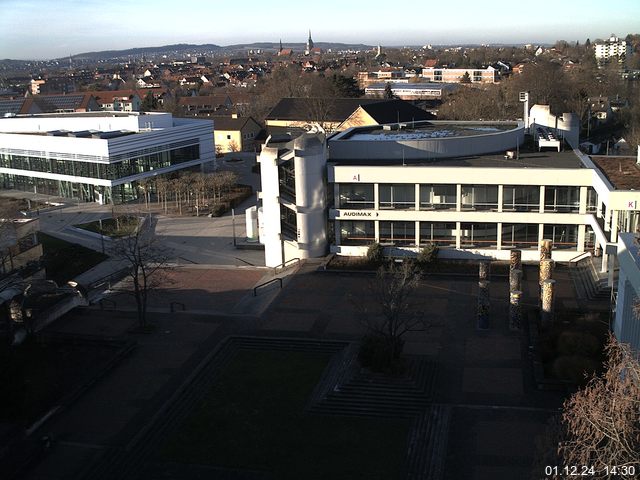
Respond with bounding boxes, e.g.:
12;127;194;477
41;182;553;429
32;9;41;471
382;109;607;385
178;95;234;117
92;90;143;112
213;115;263;153
0;93;100;116
265;97;434;136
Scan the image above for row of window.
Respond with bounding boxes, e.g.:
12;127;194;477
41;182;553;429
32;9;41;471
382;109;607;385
338;183;597;213
0;144;200;181
339;220;583;250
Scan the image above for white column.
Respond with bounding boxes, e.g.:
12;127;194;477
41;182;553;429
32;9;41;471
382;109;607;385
415;220;420;248
415;184;420;211
611;209;619;243
579;186;587;214
456;184;462;212
496;223;503;250
497;185;503;213
539;186;545;213
455;221;461;249
577;224;586;253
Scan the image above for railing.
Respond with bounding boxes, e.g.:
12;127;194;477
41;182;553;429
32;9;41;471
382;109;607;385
87;267;131;292
274;257;300;274
253;277;282;296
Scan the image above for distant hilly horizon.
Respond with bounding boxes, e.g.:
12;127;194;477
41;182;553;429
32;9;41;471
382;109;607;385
1;40;556;63
61;42;376;62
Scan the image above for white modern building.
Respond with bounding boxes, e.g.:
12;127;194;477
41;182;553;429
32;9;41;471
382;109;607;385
0;112;215;204
257;106;640;271
613;232;640;355
420;66;498;84
595;34;632;65
365;82;457;99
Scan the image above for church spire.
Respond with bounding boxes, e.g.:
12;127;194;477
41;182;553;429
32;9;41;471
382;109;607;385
305;30;314;55
279;39;283;53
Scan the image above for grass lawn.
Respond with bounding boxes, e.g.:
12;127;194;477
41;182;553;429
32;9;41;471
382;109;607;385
75;216;139;238
160;349;410;480
39;232;108;284
0;337;122;426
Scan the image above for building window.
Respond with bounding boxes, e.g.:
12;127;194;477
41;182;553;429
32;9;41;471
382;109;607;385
419;222;456;247
586;187;598;213
543;224;578;249
503;185;540;211
280;205;297;241
419;184;456;210
379;221;415;246
501;223;539;249
460;223;497;249
338;183;374;209
278;160;295;200
544;186;580;212
461;185;498;211
339;220;375;245
379;184;415;209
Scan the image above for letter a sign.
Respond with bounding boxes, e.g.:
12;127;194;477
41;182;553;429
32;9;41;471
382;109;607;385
352;174;360;181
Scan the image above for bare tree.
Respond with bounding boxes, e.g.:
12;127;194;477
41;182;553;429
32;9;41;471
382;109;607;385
558;335;640;479
357;261;428;370
111;221;171;329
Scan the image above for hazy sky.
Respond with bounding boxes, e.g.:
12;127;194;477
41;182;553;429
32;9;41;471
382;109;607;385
1;0;639;60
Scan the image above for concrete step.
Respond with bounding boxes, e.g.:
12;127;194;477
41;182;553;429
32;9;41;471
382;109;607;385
405;405;451;480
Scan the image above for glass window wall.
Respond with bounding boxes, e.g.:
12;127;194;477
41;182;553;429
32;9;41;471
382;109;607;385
338;184;374;209
419;184;457;210
543;224;578;249
502;185;540;211
544;186;580;213
461;185;498;211
419;222;456;247
379;184;415;209
379;221;415;246
460;223;497;249
501;223;539;249
339;220;375;245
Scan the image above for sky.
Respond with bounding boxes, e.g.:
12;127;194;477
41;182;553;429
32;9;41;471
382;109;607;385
1;0;639;60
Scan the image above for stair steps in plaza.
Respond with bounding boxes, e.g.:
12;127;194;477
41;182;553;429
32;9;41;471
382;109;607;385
404;405;451;480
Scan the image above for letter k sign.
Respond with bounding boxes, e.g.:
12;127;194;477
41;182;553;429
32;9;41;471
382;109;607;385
628;201;636;209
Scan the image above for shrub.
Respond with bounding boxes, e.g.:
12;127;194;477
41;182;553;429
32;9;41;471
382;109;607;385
552;355;600;385
366;242;384;265
417;244;439;265
358;334;406;374
556;331;601;357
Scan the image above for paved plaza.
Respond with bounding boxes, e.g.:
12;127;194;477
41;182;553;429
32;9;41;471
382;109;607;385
3;169;584;480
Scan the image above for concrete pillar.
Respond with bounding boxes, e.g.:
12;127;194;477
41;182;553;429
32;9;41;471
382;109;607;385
510;268;522;292
577;224;586;253
541;279;556;328
578;186;588;214
479;261;491;281
539;186;545;213
455;221;461;249
510;249;522;272
456;184;462;212
509;290;523;331
539;238;553;261
497;185;504;213
477;280;490;330
539;258;554;286
608;254;615;287
415;184;420;211
611;209;619;243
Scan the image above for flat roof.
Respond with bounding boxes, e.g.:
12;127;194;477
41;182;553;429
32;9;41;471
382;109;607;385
342;122;517;141
590;155;640;190
330;145;585;169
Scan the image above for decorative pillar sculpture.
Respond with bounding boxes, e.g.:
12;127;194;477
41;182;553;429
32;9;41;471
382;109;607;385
539;258;554;286
479;261;491;281
509;290;523;331
509;249;522;272
539;239;553;262
477;280;490;330
541;279;556;328
509;268;522;293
